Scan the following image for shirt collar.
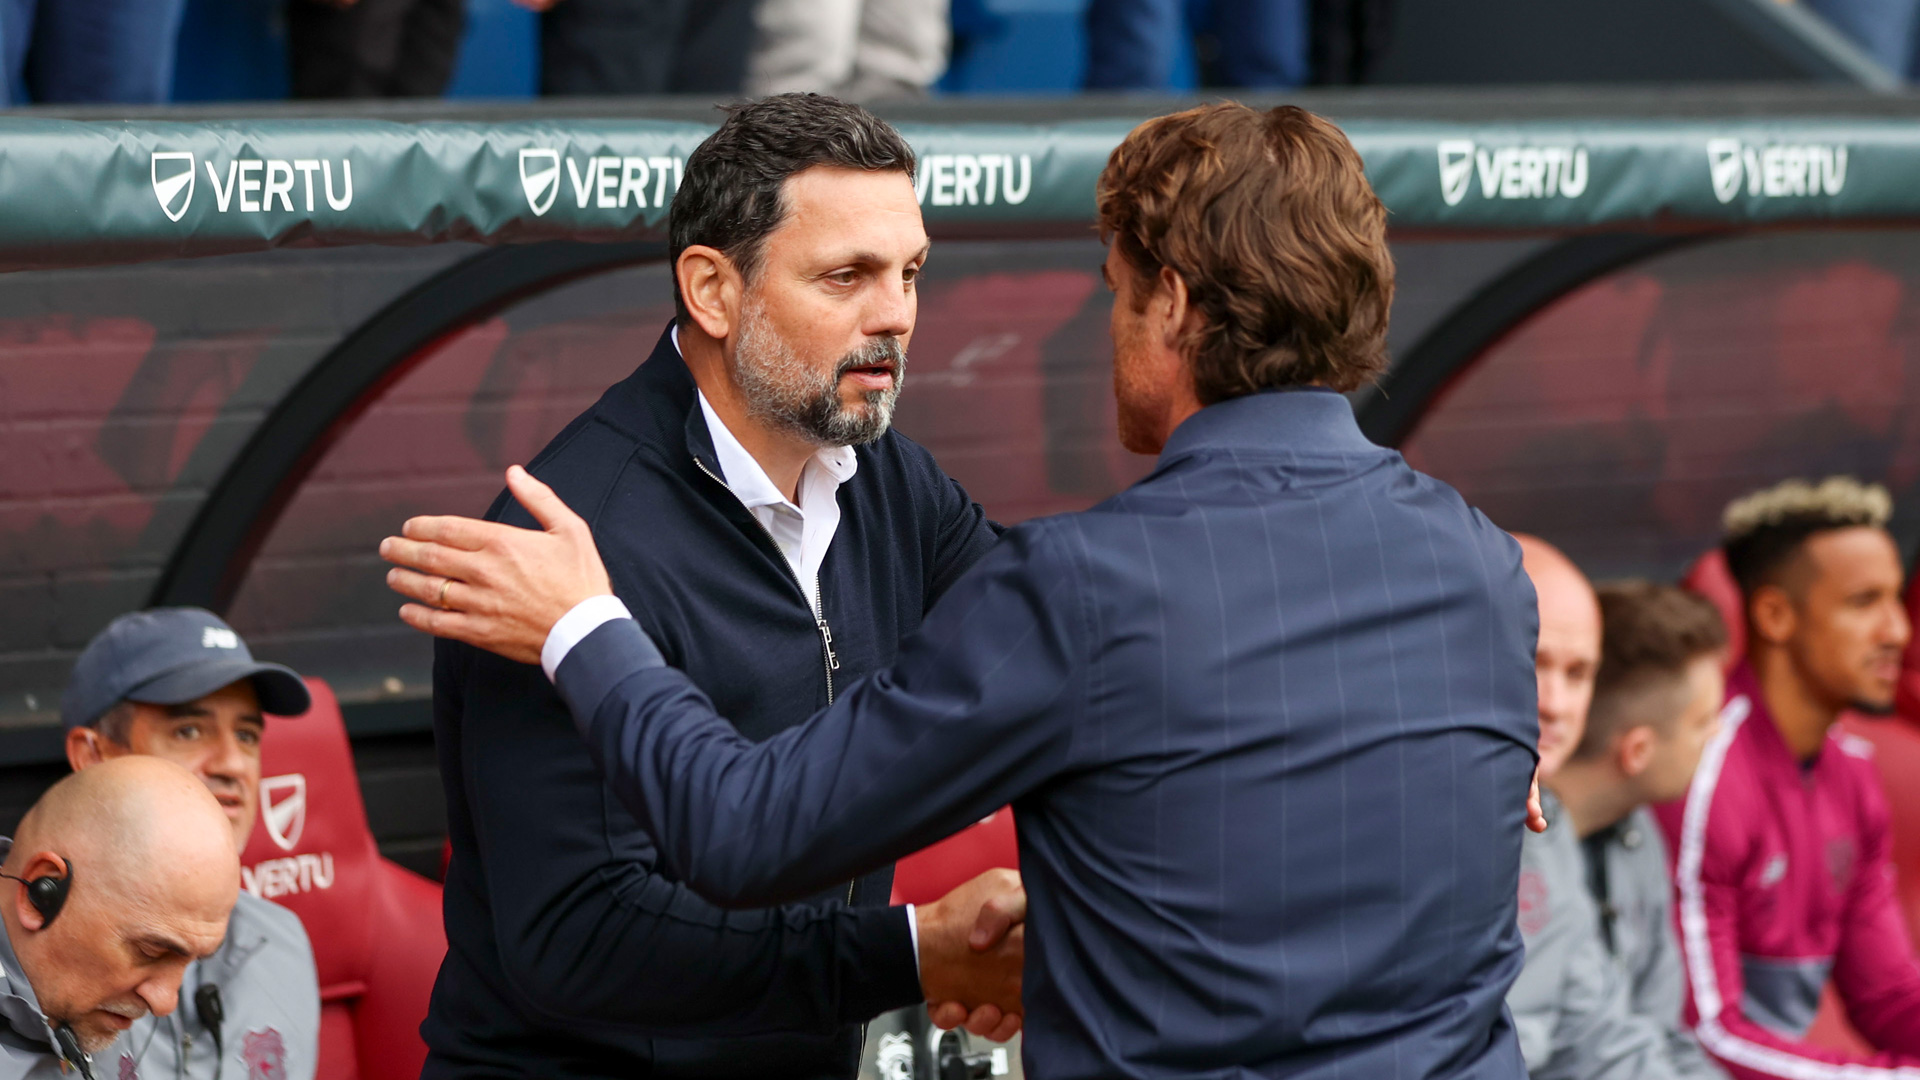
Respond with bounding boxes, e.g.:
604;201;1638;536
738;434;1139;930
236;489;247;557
676;326;858;509
1157;387;1377;465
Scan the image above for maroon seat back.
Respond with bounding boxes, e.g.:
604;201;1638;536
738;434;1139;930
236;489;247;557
890;807;1019;906
240;679;445;1080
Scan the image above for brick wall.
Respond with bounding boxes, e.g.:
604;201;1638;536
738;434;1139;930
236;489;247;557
1405;230;1920;581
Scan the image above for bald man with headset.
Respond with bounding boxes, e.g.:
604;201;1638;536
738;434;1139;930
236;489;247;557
0;757;239;1080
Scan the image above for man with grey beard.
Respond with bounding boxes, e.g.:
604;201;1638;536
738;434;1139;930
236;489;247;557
416;94;1023;1080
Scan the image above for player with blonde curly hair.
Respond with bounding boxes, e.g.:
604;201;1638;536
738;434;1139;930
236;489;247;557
1655;476;1920;1078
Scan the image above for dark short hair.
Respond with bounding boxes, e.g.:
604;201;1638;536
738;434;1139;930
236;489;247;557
669;94;917;322
1095;103;1394;400
1575;581;1728;759
1720;476;1894;601
92;701;136;745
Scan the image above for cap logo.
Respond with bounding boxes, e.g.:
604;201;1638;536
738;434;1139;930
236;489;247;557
260;774;306;852
202;627;239;650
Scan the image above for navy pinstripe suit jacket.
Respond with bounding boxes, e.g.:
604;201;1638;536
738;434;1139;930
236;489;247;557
555;387;1541;1079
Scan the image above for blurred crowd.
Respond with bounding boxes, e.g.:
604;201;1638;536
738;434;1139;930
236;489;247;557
7;0;1416;107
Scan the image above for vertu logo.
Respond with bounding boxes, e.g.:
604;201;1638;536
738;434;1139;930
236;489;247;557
260;773;307;852
152;151;196;222
520;148;560;216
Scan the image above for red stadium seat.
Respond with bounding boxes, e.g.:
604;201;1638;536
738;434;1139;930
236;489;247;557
240;679;445;1080
1897;574;1920;721
890;807;1020;906
1677;549;1745;668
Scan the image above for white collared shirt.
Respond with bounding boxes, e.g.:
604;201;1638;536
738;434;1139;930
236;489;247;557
695;391;857;617
541;326;858;677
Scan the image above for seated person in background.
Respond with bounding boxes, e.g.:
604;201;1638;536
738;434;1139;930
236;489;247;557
1656;477;1920;1077
1508;535;1701;1080
0;757;238;1080
61;609;320;1080
1548;582;1730;1080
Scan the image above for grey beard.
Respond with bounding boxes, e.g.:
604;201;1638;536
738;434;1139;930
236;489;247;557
733;311;906;447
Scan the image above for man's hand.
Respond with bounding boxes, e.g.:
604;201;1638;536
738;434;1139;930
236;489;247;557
379;465;612;665
918;868;1024;1043
1527;769;1547;834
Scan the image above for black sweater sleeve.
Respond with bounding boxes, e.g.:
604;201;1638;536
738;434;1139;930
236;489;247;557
911;440;1003;611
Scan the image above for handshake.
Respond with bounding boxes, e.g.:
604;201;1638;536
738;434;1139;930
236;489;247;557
918;867;1027;1043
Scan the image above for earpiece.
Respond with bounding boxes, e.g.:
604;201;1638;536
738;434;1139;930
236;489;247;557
0;854;72;927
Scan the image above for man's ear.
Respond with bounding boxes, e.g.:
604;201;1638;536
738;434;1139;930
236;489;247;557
677;245;742;342
1749;585;1798;648
1155;265;1189;352
1617;725;1657;779
64;727;110;773
10;852;65;933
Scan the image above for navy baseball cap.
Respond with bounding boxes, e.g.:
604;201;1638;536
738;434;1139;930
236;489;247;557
61;608;310;730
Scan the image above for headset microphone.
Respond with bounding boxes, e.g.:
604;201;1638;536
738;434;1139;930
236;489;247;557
52;1023;93;1080
195;984;225;1080
0;855;72;927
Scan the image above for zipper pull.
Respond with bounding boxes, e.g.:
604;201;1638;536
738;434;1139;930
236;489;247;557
817;617;840;671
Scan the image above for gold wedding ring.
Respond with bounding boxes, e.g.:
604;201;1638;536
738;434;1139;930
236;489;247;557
438;578;453;608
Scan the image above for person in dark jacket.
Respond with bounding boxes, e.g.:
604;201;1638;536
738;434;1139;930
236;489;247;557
410;95;1024;1080
386;103;1540;1079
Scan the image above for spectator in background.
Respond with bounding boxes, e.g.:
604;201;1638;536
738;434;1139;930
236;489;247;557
1507;536;1701;1080
748;0;949;100
61;609;321;1080
513;0;754;96
1656;477;1920;1078
1085;0;1306;90
1549;582;1731;1080
1309;0;1393;83
287;0;465;98
0;0;186;105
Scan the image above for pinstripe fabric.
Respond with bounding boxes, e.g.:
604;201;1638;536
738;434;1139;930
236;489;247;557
558;388;1541;1078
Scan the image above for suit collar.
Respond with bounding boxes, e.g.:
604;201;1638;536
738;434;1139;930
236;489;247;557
1158;387;1377;465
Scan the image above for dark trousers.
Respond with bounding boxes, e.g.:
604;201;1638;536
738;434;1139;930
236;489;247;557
540;0;756;95
0;0;188;104
1084;0;1307;89
1309;0;1393;83
288;0;466;98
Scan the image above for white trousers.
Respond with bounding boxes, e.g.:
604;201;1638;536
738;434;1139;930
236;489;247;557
746;0;950;96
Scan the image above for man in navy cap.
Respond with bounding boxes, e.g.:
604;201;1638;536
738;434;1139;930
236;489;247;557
60;608;321;1080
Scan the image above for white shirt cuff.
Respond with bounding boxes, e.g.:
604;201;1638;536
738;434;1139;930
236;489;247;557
906;903;920;978
541;595;634;682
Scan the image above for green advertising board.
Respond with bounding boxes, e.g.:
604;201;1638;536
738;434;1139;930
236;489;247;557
0;113;1914;270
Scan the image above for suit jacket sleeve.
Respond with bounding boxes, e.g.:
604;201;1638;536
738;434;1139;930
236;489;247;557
441;638;922;1034
554;522;1085;909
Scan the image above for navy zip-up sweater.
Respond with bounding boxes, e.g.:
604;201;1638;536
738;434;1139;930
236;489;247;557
422;326;1000;1079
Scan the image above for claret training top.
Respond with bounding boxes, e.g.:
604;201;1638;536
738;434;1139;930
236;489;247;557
1655;663;1920;1079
